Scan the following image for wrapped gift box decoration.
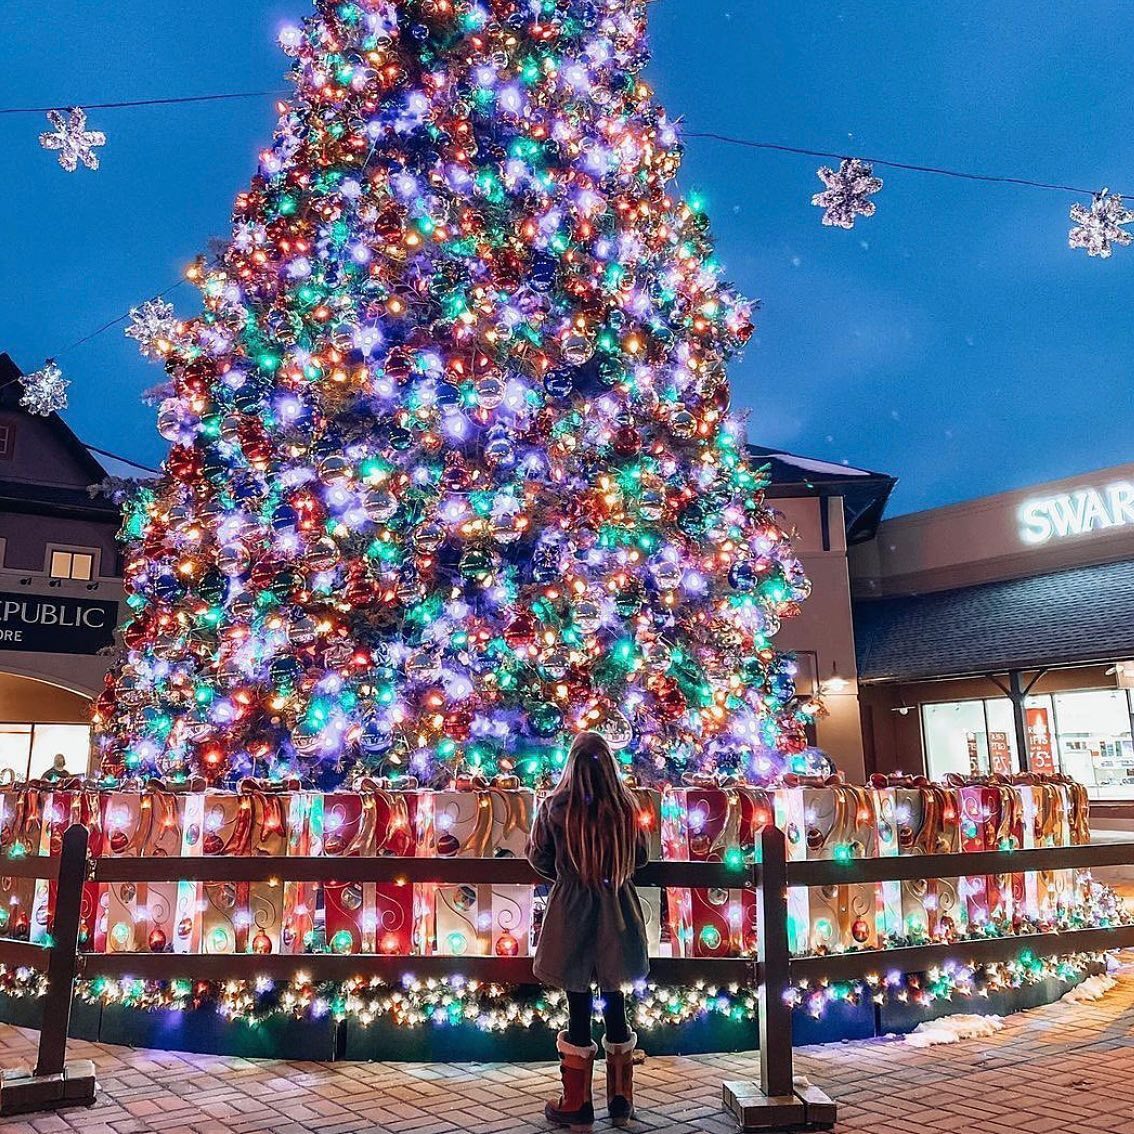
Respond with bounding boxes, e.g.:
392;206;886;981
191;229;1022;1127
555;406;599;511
201;793;253;955
953;780;1019;929
430;779;533;858
102;789;195;957
773;786;809;955
102;789;186;954
245;786;289;955
0;786;44;941
659;781;756;959
427;780;534;958
368;784;432;958
627;781;663;861
871;784;903;943
432;883;490;957
640;887;664;957
1061;777;1093;908
322;791;377;956
282;792;323;954
1015;778;1074;922
891;781;965;942
689;886;744;958
323;786;429;956
798;781;879;952
32;788;107;951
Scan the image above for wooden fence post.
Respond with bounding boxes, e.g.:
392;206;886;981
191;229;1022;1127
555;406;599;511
721;824;836;1131
0;824;97;1116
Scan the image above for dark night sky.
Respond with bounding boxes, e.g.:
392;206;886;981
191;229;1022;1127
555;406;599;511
1;1;1131;513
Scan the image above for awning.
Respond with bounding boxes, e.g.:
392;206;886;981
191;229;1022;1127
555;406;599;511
855;559;1134;682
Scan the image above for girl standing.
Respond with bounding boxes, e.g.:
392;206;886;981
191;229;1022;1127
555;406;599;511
528;731;650;1130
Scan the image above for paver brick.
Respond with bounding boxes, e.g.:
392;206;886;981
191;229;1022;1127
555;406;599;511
1;970;1133;1132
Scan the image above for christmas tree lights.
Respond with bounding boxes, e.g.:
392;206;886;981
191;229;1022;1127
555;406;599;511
95;0;811;789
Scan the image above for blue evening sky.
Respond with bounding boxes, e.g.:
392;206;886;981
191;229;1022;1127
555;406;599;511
1;2;1131;513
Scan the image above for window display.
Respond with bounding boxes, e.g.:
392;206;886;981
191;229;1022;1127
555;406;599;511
0;722;91;782
1052;690;1134;799
921;688;1134;800
923;701;991;779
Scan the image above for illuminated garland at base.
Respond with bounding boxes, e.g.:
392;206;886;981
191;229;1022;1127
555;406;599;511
42;952;1106;1034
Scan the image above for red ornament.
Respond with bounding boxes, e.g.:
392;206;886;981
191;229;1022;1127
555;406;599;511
148;928;168;952
851;919;870;944
495;931;519;957
612;425;641;457
166;444;202;482
379;932;402;955
503;612;537;651
252;931;273;955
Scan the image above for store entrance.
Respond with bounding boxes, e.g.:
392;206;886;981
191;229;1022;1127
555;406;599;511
0;671;94;782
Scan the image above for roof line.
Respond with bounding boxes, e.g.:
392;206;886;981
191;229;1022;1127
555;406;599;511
83;443;160;476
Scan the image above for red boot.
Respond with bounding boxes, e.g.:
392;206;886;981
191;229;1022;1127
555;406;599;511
545;1032;597;1131
603;1032;637;1127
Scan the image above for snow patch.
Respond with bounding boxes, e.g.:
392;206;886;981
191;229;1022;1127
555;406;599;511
904;1014;1004;1048
1062;975;1118;1004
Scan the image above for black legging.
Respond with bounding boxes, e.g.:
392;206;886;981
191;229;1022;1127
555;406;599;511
567;988;630;1047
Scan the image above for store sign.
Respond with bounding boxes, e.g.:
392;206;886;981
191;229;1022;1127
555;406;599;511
1018;480;1134;545
989;731;1014;776
1025;707;1057;775
0;592;118;656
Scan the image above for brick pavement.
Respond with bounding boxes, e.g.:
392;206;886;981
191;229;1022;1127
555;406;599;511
1;975;1133;1134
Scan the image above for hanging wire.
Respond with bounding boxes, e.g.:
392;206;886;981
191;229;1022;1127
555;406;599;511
0;91;289;116
54;280;187;358
3;86;1121;200
84;443;159;474
682;132;1129;201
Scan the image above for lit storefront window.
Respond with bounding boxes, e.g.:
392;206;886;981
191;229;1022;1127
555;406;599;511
922;688;1134;799
923;701;994;778
1052;690;1134;799
0;724;33;782
0;723;91;781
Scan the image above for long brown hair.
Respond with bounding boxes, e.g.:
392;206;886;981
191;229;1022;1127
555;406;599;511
552;731;640;888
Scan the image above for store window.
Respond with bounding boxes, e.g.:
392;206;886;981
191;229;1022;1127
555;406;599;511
49;548;96;581
0;724;33;782
923;698;1023;781
921;689;1134;800
924;701;988;778
0;723;91;781
1052;690;1134;800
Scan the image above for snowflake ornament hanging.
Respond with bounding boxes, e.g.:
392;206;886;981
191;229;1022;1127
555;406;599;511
125;298;183;360
19;361;70;416
1068;188;1133;258
39;107;106;172
812;158;883;229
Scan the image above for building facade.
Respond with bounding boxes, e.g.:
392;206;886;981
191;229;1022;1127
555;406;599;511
852;462;1134;823
0;354;154;781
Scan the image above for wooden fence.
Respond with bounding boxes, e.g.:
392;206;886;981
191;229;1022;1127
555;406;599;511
3;825;1134;1129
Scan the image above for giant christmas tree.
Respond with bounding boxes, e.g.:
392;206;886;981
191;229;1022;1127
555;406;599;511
95;0;813;789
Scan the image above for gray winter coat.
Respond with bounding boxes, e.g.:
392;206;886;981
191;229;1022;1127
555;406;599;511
528;794;650;993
